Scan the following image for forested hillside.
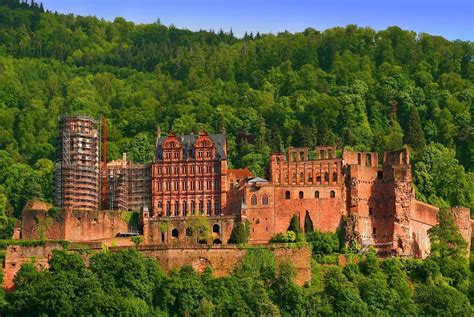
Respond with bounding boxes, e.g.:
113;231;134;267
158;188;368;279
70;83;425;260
0;0;472;222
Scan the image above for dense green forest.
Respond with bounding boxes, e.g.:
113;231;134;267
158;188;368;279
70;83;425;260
0;208;472;316
0;1;472;222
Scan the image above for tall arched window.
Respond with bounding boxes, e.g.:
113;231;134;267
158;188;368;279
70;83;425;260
330;190;336;198
174;201;179;216
251;194;257;205
182;201;187;216
190;200;195;214
285;191;291;199
262;193;269;205
315;191;320;198
299;191;304;199
366;153;372;167
166;202;171;216
207;201;212;215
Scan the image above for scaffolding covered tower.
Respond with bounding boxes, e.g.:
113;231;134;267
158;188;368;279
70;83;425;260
54;115;100;210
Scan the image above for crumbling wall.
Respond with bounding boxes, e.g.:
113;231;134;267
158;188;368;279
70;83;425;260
450;207;472;254
21;209;134;242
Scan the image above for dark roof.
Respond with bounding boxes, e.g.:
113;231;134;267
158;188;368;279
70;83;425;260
248;177;268;183
154;133;227;161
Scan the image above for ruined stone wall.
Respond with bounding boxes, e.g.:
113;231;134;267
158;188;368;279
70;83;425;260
450;207;472;253
143;215;235;245
410;201;439;258
21;209;134;242
242;182;276;243
346;164;396;249
3;243;312;291
273;185;344;234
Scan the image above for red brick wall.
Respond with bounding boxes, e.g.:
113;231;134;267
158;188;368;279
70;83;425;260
243;182;276;243
21;209;132;242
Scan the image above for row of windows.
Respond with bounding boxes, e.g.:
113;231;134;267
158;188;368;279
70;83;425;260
170;224;220;239
157;200;221;216
250;193;269;206
285;190;336;199
163;150;213;159
275;172;338;183
156;165;215;175
157;180;219;191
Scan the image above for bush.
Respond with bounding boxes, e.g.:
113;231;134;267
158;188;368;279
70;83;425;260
306;230;340;255
271;231;297;243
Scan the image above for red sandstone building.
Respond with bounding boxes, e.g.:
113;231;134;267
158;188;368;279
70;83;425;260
43;116;473;257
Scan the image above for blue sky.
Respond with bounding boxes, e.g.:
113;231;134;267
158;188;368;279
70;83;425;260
41;0;473;40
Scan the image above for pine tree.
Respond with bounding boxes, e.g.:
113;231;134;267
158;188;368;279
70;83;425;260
405;106;425;151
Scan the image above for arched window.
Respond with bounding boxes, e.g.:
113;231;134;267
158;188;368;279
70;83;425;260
186;227;193;237
213;224;220;233
174;201;179;216
190;200;195;213
182;201;187;216
332;172;338;182
262;193;269;205
207;201;212;215
357;153;362;165
299;191;304;199
300;172;304;181
324;172;329;182
213;239;222;244
285;191;291;199
171;229;179;238
330;190;336;198
366;153;372;167
315;191;320;198
251;194;257;205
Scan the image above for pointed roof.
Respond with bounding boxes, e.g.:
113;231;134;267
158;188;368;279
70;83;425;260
248;177;268;183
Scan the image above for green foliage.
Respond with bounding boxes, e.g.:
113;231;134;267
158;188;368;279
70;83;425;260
131;235;143;247
287;214;300;233
271;230;298;243
306;230;341;256
413;143;474;214
228;219;250;244
185;215;212;243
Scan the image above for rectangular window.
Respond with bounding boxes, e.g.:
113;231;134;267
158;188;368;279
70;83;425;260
198;151;203;158
198;181;203;190
174;167;179;174
182;181;187;191
198;166;203;174
166;182;171;191
174;152;179;159
190;182;195;190
191;166;195;174
166;166;171;175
